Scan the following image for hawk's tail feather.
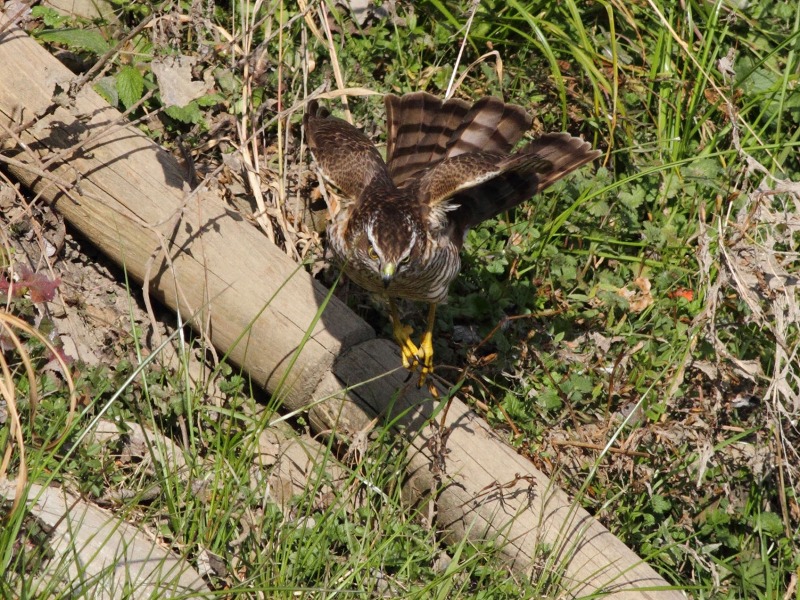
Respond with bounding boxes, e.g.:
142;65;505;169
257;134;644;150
385;92;531;187
515;133;602;191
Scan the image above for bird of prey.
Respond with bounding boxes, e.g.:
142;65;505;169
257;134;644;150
305;92;600;386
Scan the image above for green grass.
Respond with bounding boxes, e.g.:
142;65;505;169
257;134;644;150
2;0;799;597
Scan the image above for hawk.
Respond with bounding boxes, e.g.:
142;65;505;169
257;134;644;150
305;92;600;385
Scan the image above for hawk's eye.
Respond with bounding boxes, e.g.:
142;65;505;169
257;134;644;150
367;245;378;261
400;255;411;265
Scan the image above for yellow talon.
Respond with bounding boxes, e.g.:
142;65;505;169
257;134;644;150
390;300;419;369
393;323;419;370
390;301;437;388
415;329;434;385
414;304;437;386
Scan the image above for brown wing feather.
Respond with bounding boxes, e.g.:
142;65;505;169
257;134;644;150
384;92;531;187
417;133;601;237
304;100;392;200
444;96;531;158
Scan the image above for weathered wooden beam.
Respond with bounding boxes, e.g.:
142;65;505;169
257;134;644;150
0;13;683;598
0;480;209;598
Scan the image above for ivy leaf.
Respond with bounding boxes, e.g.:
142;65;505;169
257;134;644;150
94;76;118;107
619;185;646;211
165;101;204;125
735;56;780;95
740;66;777;96
3;265;62;302
588;199;610;217
31;6;70;27
537;387;562;410
661;173;681;199
684;157;720;180
116;66;145;110
753;511;783;537
37;28;110;55
651;494;671;514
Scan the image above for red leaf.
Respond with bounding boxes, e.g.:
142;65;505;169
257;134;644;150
16;265;61;303
668;288;694;302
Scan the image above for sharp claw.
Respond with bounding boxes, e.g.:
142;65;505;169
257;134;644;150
414;331;435;387
393;322;419;370
400;342;418;369
391;303;437;391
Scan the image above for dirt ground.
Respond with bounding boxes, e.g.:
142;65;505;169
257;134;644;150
3;188;160;361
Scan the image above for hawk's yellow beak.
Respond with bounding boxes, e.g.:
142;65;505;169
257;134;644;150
381;262;396;287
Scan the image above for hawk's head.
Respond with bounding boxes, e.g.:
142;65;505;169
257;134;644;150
348;194;426;288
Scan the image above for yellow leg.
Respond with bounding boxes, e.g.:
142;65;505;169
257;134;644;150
390;300;420;370
416;303;436;385
389;301;437;389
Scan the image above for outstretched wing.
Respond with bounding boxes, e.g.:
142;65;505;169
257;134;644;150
304;100;392;200
417;133;601;236
384;92;531;188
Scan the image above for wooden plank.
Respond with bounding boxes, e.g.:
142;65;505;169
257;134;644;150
0;481;210;599
0;14;684;598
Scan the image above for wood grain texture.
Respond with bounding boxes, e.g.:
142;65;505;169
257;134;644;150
0;14;683;599
0;480;209;598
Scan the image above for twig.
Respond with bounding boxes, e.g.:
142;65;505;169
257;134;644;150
551;439;650;458
445;0;481;99
319;2;352;122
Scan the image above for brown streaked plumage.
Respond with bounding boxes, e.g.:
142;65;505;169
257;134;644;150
305;92;601;385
